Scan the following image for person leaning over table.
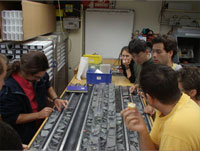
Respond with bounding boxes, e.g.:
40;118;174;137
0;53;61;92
121;64;200;150
128;38;153;93
0;51;68;144
119;46;135;83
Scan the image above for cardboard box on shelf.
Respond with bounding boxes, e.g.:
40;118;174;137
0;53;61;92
0;0;56;41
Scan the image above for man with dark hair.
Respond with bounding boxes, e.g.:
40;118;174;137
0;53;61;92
144;35;182;115
152;35;182;70
128;39;153;93
0;121;23;150
121;64;200;150
177;66;200;106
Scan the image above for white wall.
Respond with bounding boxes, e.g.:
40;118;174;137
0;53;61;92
116;1;163;34
67;1;164;81
67;1;200;81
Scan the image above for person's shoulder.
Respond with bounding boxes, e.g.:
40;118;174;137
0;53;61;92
0;79;19;96
4;76;19;89
39;72;50;84
170;95;200;126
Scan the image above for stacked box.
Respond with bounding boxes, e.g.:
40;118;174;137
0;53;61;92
1;11;23;41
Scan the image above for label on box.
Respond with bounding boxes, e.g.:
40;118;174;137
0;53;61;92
97;76;101;80
1;50;6;53
90;59;94;62
16;50;21;54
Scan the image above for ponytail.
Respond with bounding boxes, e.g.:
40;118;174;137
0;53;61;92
6;61;21;78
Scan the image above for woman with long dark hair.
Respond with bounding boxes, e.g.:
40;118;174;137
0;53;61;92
0;51;68;144
119;46;135;83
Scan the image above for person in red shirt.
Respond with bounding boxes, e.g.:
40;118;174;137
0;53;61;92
0;51;68;144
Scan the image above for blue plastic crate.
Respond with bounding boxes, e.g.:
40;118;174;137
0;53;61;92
86;68;112;84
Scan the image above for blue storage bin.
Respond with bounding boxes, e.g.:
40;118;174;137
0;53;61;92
86;68;112;84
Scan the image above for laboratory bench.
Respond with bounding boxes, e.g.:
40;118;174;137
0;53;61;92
27;62;152;151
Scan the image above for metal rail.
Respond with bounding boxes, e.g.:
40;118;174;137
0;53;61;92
29;85;152;151
120;86;130;151
59;93;84;150
75;86;95;151
139;96;153;129
42;93;75;150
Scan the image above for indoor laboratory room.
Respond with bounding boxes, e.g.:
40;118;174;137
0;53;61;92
0;0;200;150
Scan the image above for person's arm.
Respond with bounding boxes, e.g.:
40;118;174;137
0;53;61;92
125;67;132;79
121;59;132;79
128;61;136;83
16;107;54;124
47;86;58;101
47;86;68;111
138;129;158;150
129;84;139;94
121;108;157;150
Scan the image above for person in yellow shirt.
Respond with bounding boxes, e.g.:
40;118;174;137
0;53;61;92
121;64;200;150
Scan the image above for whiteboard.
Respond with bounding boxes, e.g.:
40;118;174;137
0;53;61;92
85;9;134;58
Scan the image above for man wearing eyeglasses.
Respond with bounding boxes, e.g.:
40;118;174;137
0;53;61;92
128;38;153;93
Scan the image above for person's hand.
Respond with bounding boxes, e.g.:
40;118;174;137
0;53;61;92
122;58;131;66
54;99;68;111
129;84;139;94
121;108;147;133
144;105;155;116
22;144;27;151
38;107;54;119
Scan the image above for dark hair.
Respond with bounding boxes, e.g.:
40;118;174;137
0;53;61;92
120;46;129;56
128;39;147;54
152;35;177;58
0;54;7;75
0;121;23;150
177;66;200;100
7;51;49;77
118;46;129;64
140;64;181;105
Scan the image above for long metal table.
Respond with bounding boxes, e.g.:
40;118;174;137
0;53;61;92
28;84;152;151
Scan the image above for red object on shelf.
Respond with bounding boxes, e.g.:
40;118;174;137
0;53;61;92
81;0;91;9
93;0;109;8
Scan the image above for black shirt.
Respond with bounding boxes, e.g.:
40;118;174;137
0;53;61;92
121;59;136;83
